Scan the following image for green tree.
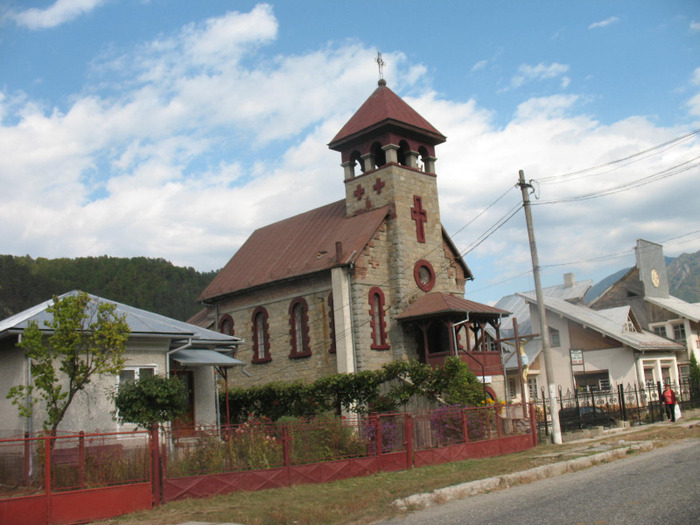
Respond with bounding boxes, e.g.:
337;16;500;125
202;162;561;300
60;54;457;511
114;375;187;429
6;292;130;435
689;352;700;402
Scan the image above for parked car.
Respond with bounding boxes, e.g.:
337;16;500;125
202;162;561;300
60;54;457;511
558;406;617;431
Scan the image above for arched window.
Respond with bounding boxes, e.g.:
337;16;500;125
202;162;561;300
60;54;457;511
328;293;336;354
350;150;364;175
251;307;271;363
368;287;390;350
370;142;386;169
398;140;410;166
289;297;311;358
418;146;429;171
218;314;234;336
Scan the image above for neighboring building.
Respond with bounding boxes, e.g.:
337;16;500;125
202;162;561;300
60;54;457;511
492;273;593;401
517;291;684;399
589;239;700;385
0;291;243;436
194;80;509;397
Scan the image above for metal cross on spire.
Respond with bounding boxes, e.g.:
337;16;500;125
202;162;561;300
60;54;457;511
375;51;386;80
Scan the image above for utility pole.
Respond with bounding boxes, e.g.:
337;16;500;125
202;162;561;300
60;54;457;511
517;170;562;444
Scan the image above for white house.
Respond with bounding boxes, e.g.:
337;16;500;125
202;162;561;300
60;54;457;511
0;291;243;436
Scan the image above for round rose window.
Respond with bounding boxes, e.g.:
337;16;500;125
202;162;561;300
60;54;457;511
414;260;436;292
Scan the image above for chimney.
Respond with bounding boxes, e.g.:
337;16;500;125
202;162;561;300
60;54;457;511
335;241;343;264
563;273;576;288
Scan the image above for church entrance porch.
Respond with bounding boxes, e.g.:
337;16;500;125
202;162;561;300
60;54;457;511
396;292;510;382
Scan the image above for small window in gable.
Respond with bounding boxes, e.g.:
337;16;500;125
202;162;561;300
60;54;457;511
252;307;271;364
219;314;234;336
369;287;390;350
289;297;311;358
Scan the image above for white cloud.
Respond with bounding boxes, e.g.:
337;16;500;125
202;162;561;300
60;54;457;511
10;0;107;30
509;62;570;89
588;17;621;30
1;5;699;304
690;20;700;32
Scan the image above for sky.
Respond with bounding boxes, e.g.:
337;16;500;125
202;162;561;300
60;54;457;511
1;0;699;306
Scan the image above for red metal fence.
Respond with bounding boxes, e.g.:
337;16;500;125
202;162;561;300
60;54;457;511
0;404;536;524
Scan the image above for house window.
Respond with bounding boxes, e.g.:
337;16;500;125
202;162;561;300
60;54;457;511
289;298;311;358
549;328;560;348
574;370;610;392
119;367;155;388
251;307;271;363
219;314;234;336
528;377;538;400
653;325;667;337
328;293;336;354
508;377;517;399
672;323;686;341
369;287;390;350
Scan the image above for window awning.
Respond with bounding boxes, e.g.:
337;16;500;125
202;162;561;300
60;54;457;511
170;349;244;367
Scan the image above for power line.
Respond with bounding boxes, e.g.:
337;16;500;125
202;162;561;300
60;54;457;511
535;156;700;204
538;127;700;185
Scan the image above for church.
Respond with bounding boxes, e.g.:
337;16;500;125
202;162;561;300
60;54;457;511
194;79;509;398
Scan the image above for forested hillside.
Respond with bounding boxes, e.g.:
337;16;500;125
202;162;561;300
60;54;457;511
0;255;217;321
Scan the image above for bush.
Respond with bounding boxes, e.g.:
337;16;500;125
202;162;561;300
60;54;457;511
114;375;187;428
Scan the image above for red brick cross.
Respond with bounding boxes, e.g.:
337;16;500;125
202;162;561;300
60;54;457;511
411;195;427;243
373;177;386;194
353;184;365;200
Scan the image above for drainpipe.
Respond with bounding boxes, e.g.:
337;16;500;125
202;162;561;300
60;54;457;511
166;338;193;377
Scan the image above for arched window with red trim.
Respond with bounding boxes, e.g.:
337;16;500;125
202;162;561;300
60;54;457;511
251;307;271;363
218;314;234;336
289;297;311;358
369;287;390;350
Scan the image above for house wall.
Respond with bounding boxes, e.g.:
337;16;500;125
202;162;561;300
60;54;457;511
0;337;228;435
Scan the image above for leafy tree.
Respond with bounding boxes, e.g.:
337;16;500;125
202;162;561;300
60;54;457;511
689;352;700;402
6;292;130;435
114;375;187;429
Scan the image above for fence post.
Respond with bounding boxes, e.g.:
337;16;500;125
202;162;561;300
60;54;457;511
529;402;538;447
618;384;627;421
78;430;85;489
656;381;664;422
150;423;162;506
282;424;291;487
45;434;52;523
404;414;413;468
461;409;470;443
23;433;30;486
494;406;502;439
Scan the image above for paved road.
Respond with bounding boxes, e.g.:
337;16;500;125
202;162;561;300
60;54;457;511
382;439;700;525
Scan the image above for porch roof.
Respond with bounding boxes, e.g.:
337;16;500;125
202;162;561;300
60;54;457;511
396;292;510;322
171;349;244;368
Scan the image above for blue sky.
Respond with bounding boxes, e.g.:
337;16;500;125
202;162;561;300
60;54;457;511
1;1;699;305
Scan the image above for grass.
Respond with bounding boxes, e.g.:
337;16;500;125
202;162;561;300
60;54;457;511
94;421;700;525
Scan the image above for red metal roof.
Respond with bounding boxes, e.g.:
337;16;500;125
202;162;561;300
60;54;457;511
397;292;511;321
328;82;446;149
199;201;390;301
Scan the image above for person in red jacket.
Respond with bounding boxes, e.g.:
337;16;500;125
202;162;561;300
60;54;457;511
662;384;677;422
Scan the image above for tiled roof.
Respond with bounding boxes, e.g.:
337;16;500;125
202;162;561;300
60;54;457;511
397;292;510;321
199;201;390;301
328;82;445;148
